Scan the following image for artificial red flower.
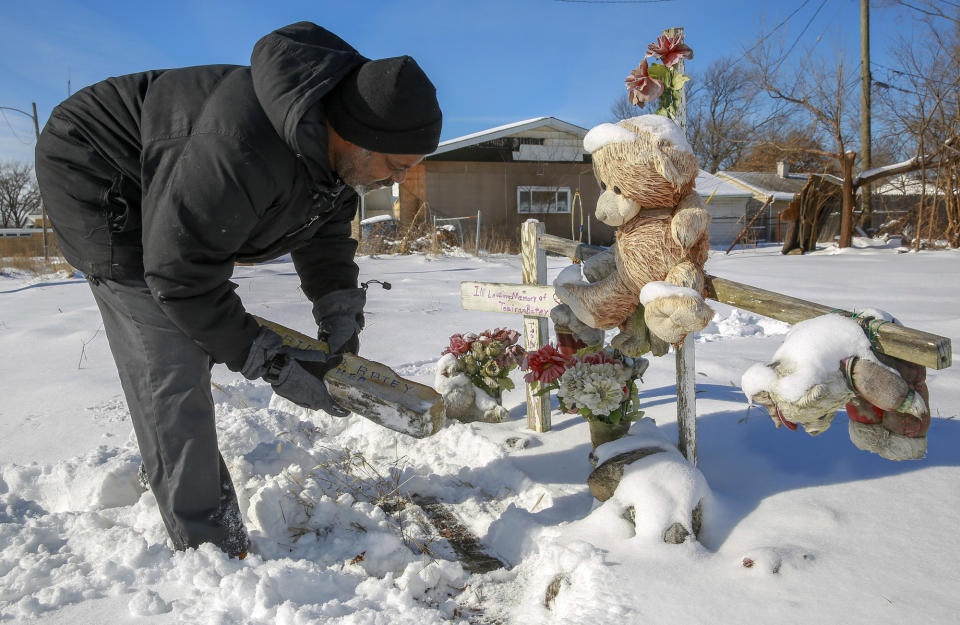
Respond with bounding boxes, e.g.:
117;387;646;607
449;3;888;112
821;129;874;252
646;33;693;67
521;344;574;384
482;328;521;345
625;59;664;108
442;333;472;357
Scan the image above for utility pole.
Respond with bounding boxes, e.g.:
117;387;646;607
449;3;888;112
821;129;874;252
0;102;49;260
860;0;872;230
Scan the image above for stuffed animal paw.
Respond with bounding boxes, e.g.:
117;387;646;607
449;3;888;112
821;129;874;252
640;282;714;344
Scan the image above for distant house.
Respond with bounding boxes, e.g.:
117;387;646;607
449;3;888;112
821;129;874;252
395;117;614;245
716;163;836;244
870;173;944;229
690;170;753;248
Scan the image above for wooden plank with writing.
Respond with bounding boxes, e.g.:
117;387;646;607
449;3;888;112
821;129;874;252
253;316;445;438
459;282;554;317
522;220;551;432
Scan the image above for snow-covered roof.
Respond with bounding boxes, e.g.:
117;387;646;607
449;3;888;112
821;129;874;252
695;170;753;199
431;117;589;156
716;171;806;202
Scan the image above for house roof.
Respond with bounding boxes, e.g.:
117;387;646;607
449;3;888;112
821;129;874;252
695;170;753;199
431;117;589;156
716;171;818;202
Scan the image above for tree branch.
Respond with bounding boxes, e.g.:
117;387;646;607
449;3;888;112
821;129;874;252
854;135;959;187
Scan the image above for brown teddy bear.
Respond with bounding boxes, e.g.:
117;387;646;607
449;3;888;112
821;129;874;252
554;115;714;349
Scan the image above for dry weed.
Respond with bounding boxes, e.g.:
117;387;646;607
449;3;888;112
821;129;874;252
281;448;439;557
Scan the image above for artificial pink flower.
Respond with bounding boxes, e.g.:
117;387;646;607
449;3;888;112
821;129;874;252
521;345;574;384
625;59;664;108
646;33;693;67
442;333;472;357
482;327;521;345
498;344;527;369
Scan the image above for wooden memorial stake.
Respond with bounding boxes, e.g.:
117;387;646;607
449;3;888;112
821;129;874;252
664;25;697;465
521;220;551;432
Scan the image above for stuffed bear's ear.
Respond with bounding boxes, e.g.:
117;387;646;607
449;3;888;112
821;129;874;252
653;147;684;187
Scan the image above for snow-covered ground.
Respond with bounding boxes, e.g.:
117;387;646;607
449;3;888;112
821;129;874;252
1;240;958;624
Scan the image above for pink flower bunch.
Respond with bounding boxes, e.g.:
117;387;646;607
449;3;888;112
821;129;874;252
625;32;693;111
478;327;521;346
520;346;647;425
443;333;476;357
441;328;525;399
580;350;623;366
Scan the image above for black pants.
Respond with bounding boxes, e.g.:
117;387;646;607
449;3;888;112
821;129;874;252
35;113;248;556
87;277;249;556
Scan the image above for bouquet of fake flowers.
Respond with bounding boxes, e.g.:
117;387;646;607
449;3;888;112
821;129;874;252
625;31;693;119
521;345;648;425
441;328;526;401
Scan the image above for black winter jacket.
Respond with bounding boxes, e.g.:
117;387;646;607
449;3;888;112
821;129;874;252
36;23;369;367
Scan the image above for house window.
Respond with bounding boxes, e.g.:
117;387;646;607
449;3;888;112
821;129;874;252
517;186;571;214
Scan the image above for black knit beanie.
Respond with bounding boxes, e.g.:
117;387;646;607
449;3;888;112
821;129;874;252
325;55;442;155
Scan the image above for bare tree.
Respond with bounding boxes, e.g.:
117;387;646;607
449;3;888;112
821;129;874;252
0;161;41;228
874;5;960;247
609;92;636;122
686;57;768;173
732;124;836;173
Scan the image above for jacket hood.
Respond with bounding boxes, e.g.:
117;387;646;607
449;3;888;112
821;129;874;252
251;22;368;156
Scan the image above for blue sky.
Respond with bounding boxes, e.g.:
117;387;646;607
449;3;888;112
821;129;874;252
0;0;920;163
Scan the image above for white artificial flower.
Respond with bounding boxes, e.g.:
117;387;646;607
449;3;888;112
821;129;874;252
580;372;625;415
558;362;627;416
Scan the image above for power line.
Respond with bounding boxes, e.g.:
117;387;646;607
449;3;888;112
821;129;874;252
770;0;829;76
0;109;34;145
740;0;812;58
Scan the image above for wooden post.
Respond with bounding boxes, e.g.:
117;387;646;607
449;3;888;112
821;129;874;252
664;25;697;463
663;27;687;132
521;220;551;432
676;335;697;465
30;102;49;262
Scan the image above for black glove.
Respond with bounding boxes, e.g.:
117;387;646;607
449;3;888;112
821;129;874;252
239;326;349;417
313;288;365;354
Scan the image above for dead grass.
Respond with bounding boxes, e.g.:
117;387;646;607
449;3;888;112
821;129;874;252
279;446;440;557
359;219;461;256
0;234;72;276
474;230;520;255
0;254;73;276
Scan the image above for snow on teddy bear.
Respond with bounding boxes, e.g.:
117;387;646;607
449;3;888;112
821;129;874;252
741;311;930;461
554;115;714;348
